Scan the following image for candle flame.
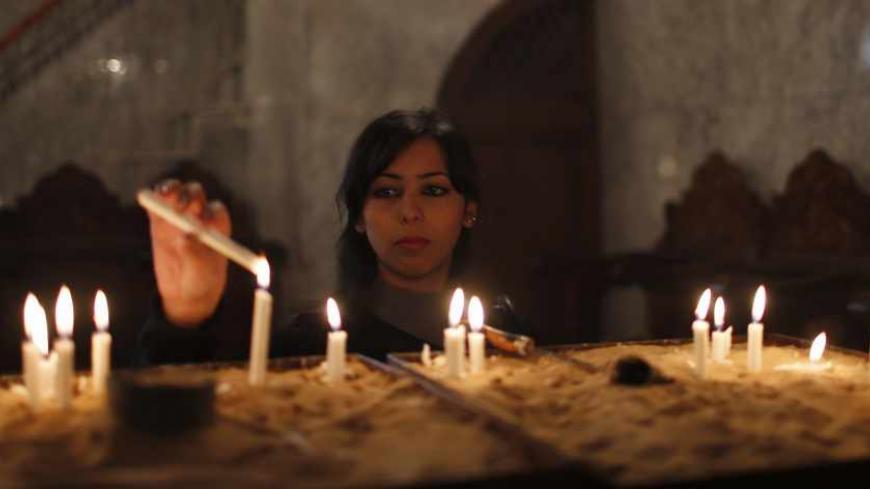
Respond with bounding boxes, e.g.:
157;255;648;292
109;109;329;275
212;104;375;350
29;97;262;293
751;285;766;322
448;288;465;327
809;332;826;363
94;290;109;332
25;296;49;356
468;296;484;333
714;297;725;330
694;288;711;320
326;297;342;331
254;257;270;289
23;293;41;340
55;285;74;338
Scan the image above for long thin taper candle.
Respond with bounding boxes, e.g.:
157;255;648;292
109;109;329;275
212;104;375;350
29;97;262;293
137;189;259;273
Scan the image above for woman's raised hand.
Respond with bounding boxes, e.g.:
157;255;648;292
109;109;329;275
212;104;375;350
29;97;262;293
146;180;232;327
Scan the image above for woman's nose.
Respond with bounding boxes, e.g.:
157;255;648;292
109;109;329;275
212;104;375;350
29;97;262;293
399;194;423;223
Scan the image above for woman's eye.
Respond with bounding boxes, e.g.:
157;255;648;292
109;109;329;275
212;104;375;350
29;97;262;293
423;185;449;197
372;187;400;198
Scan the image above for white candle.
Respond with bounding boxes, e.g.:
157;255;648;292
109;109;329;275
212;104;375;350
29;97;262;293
325;297;346;382
137;189;260;274
248;258;273;386
37;353;58;408
421;343;432;367
22;294;43;405
692;289;712;378
27;297;53;407
467;296;486;374
445;288;466;378
91;290;112;395
775;332;832;372
21;341;38;399
747;285;766;372
54;286;75;408
458;324;467;367
724;326;732;356
711;297;728;363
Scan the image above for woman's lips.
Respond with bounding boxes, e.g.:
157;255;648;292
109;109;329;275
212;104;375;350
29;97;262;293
395;237;430;250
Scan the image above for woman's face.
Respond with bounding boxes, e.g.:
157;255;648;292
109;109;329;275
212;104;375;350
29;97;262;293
357;138;477;291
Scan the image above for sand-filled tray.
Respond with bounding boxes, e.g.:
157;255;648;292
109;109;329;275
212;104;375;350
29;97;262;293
0;355;568;487
390;335;870;486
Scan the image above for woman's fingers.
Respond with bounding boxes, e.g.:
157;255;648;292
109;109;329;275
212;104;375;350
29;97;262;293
203;200;232;236
146;180;232;252
155;178;181;197
147;179;205;247
184;182;207;218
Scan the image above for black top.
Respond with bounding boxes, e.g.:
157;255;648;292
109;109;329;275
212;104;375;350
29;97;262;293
137;282;530;365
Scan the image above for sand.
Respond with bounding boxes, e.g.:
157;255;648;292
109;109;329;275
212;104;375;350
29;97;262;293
411;343;870;485
0;357;546;487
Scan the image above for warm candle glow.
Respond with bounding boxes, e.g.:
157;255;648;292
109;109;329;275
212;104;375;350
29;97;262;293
326;297;342;332
694;288;712;320
714;297;725;330
93;290;109;332
255;257;270;289
809;332;826;363
448;288;465;327
25;298;49;356
468;296;484;333
55;285;74;338
751;286;766;322
23;293;40;340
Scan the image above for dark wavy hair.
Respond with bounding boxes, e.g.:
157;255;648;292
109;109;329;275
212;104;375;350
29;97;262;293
336;109;480;296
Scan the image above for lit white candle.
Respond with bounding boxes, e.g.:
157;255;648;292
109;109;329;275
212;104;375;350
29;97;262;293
22;294;42;404
54;286;75;408
775;332;832;372
747;285;766;373
692;289;712;379
325;297;346;382
711;297;730;363
444;288;465;378
27;297;54;408
91;290;112;395
248;257;273;386
467;296;486;374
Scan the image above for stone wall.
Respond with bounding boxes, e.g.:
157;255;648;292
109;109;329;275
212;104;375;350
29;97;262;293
597;0;870;338
598;0;870;254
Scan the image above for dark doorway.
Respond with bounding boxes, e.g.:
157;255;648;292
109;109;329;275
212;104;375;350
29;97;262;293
438;0;601;343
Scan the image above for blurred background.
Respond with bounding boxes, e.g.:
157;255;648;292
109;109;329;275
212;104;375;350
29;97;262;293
2;0;870;371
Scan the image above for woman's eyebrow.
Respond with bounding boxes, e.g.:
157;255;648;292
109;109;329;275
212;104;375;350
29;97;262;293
417;171;448;179
377;171;448;180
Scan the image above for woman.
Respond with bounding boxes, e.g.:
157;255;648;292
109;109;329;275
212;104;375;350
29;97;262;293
139;108;525;364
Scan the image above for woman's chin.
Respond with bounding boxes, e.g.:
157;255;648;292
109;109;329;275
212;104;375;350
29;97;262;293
383;258;448;281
